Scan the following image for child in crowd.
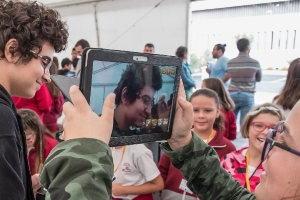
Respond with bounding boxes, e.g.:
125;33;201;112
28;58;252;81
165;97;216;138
202;78;236;140
43;62;64;138
112;144;164;200
158;88;236;200
221;103;284;192
18;109;58;175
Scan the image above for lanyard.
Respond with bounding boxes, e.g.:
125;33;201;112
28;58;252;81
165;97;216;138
245;150;251;191
206;130;215;144
112;146;127;173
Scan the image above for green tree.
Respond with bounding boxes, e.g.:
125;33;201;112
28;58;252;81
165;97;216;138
190;50;214;73
190;53;201;73
234;33;254;43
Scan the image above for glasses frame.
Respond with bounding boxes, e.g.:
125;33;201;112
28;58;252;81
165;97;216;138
136;94;154;109
29;50;52;73
261;121;300;161
251;122;274;132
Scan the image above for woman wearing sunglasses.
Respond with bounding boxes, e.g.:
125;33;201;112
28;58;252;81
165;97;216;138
220;103;285;192
162;98;300;199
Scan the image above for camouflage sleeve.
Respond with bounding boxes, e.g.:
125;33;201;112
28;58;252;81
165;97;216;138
160;132;256;200
39;138;113;200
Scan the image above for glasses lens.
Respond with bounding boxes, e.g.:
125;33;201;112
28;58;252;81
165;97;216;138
253;122;266;132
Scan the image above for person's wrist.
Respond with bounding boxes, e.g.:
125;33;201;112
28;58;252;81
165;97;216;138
168;132;192;151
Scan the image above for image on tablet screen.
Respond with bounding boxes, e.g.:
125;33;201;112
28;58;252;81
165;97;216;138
90;60;177;137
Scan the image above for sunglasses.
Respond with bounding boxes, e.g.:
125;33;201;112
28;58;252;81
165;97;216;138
261;121;300;161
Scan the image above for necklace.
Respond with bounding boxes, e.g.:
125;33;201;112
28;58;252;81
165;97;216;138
112;146;127;173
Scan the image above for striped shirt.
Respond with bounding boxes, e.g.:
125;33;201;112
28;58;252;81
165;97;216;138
227;52;261;93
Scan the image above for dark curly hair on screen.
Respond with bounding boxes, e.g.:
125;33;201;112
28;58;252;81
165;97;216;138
114;63;162;106
0;1;68;64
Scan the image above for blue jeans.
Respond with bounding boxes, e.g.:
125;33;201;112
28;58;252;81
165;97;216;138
230;91;254;127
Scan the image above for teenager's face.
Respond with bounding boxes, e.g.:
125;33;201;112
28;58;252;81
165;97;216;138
255;101;300;199
125;85;155;128
248;113;280;153
191;95;220;134
12;41;54;98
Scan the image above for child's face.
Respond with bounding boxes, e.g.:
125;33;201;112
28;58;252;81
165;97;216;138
24;127;36;149
191;95;220;133
248;113;280;153
10;41;54;98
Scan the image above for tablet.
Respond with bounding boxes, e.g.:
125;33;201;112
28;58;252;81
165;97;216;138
80;48;182;146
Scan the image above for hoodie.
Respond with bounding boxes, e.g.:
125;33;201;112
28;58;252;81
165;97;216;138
0;84;34;200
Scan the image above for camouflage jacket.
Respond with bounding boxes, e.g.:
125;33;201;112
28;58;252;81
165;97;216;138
161;132;257;200
39;138;113;200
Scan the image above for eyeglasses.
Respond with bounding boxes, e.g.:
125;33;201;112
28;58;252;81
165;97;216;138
261;121;300;161
251;122;275;132
136;94;154;109
29;50;52;73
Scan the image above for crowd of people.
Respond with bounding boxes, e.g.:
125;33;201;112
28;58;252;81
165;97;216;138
1;1;300;200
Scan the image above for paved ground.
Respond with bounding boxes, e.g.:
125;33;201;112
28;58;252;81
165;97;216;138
193;70;287;149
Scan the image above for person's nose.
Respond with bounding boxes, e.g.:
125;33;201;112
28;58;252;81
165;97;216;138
145;105;151;116
198;110;204;118
42;71;51;83
262;126;270;136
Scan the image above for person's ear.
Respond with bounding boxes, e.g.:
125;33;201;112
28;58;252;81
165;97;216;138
121;87;128;105
4;39;20;63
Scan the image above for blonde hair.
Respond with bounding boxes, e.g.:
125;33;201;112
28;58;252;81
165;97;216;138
241;103;285;138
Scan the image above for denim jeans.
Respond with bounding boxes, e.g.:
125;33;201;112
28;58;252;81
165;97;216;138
230;91;254;127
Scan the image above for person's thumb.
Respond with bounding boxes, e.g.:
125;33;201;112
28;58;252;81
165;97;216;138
101;93;116;130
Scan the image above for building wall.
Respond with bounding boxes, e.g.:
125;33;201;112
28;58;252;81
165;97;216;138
190;0;300;69
48;0;190;66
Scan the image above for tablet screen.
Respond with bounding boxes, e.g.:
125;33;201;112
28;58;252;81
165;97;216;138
90;60;177;137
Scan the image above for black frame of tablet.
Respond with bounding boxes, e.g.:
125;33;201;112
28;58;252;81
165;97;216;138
79;48;182;147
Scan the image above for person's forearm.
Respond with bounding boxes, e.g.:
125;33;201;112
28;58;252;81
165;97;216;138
39;138;113;200
162;132;256;200
222;73;230;83
122;181;163;195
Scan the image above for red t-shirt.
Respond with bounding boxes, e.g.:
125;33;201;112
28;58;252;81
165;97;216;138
12;83;52;122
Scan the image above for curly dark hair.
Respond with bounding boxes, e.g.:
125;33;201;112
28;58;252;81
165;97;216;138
0;1;68;63
114;63;163;106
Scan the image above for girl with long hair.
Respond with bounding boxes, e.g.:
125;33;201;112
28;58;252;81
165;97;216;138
158;88;235;200
273;58;300;118
18;109;58;175
202;78;237;140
